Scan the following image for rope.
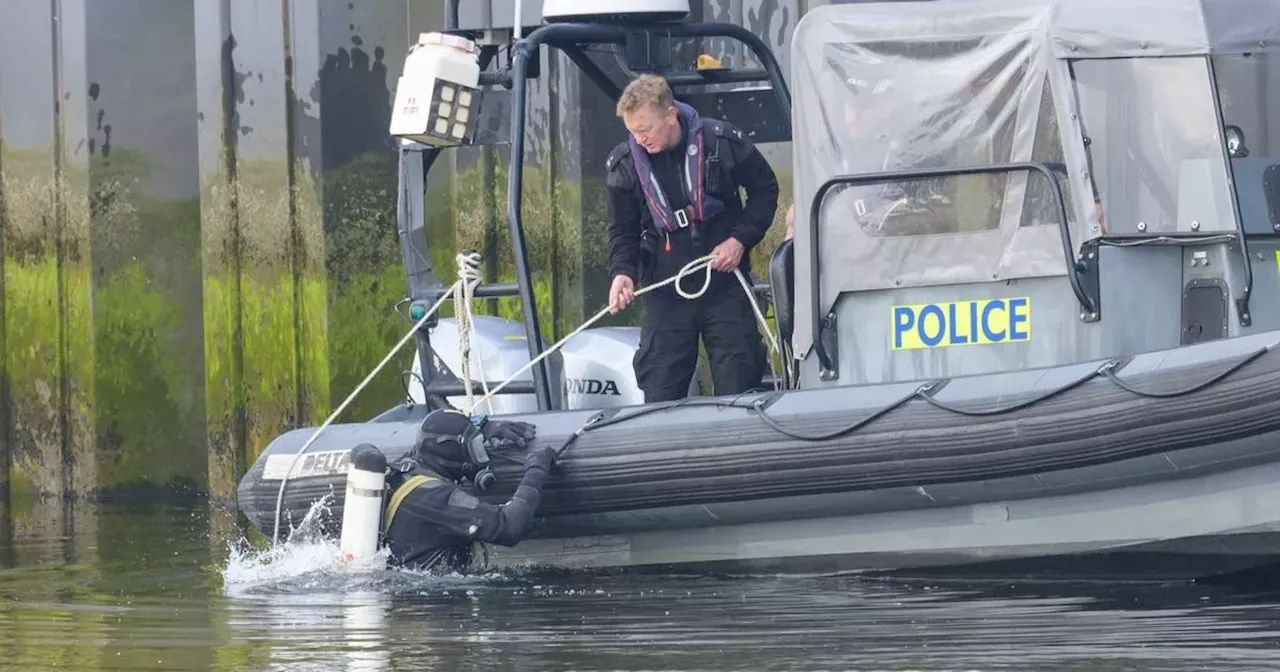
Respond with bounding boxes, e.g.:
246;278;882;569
451;251;490;414
268;253;477;545
733;264;782;360
269;253;782;544
471;254;783;410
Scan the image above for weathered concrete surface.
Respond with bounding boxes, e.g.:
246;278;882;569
0;0;801;511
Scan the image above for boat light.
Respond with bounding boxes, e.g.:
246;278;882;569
389;32;482;147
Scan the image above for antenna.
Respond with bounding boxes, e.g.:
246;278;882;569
515;0;523;39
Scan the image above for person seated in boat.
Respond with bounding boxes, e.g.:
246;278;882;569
381;408;557;574
605;73;779;403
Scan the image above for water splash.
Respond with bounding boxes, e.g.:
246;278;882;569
219;495;380;594
218;494;517;597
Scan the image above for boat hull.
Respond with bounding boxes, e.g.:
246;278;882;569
236;329;1280;579
481;458;1280;580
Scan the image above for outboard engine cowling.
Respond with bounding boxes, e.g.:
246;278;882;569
411;316;544;414
558;327;700;410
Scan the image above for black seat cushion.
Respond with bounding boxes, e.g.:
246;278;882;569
767;237;795;346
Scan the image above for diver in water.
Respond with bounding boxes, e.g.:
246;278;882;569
380;407;557;573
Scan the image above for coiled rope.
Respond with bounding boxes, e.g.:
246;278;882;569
451;251;490;414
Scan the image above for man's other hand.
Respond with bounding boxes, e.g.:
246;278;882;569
608;275;635;314
710;237;745;272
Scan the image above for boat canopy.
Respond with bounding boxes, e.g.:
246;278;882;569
790;0;1280;358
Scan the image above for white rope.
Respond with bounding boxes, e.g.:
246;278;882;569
269;260;470;545
451;251;489;414
734;266;782;360
473;254;782;410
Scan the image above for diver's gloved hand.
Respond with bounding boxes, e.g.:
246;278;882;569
483;420;537;449
523;445;556;472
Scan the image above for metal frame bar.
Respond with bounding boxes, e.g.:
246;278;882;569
1204;54;1254;327
430;380;536;397
560;44;623;100
806;162;1095;377
445;0;460;31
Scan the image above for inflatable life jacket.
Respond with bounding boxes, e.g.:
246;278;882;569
628;101;727;250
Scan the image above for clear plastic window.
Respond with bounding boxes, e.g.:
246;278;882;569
1212;52;1280;235
1070;57;1236;235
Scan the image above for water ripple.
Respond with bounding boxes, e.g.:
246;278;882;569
2;501;1280;670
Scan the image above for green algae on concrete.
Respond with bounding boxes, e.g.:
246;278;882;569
80;131;209;497
2;139;217;499
60;165;99;499
92;261;197;491
289;156;332;431
317;151;412;425
327;264;418;421
5;466;37;521
2;147;68;500
0;139;6;506
199;170;245;503
231;159;318;470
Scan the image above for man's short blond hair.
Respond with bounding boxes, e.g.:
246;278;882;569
616;74;676;118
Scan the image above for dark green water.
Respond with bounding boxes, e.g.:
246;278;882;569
2;497;1280;670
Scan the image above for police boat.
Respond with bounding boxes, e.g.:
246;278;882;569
237;0;1280;579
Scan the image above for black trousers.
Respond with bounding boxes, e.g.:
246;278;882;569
632;284;768;403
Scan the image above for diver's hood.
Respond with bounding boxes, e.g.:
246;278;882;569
413;409;495;490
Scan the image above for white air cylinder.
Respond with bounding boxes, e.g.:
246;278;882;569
339;444;389;567
389;32;481;145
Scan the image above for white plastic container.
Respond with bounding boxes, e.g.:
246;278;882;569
389;32;481;145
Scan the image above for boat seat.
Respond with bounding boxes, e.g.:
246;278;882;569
768;237;795;349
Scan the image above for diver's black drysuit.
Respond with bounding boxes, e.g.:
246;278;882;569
380;409;556;573
606;105;780;403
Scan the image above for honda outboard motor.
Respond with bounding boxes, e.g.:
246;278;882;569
410;316;548;414
558;327;700;410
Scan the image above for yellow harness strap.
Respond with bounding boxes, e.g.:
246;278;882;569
382;474;439;536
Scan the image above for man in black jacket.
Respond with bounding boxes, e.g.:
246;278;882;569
605;74;780;403
381;408;556;573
